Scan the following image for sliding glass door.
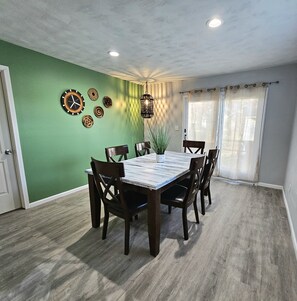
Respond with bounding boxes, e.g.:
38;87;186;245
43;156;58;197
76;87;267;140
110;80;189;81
185;89;220;151
184;86;267;182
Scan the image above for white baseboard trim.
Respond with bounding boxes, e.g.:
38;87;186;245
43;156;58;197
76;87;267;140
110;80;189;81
213;177;283;190
29;184;88;208
212;176;254;186
257;182;283;190
282;188;297;261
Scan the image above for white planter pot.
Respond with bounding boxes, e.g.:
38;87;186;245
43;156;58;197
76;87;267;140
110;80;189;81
156;154;165;163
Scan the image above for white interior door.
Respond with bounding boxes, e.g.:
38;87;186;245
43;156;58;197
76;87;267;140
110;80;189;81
0;75;21;214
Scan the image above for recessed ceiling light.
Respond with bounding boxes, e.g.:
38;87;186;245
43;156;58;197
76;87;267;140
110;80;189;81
108;51;119;57
206;17;223;28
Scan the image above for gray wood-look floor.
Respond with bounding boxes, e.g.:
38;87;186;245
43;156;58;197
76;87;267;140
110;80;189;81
1;180;297;301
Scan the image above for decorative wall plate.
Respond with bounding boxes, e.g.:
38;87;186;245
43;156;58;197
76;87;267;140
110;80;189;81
103;96;112;108
82;115;94;128
60;89;85;115
94;106;104;118
88;88;99;101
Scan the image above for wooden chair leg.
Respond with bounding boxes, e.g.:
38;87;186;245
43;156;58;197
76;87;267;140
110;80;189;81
124;218;130;255
168;205;172;214
182;208;189;240
130;215;138;222
200;189;206;215
208;186;212;205
102;209;109;239
193;200;200;223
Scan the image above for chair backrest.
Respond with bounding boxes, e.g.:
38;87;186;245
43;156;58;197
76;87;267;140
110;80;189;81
135;141;151;157
183;156;205;206
90;157;128;211
200;148;220;190
105;144;129;162
183;140;205;154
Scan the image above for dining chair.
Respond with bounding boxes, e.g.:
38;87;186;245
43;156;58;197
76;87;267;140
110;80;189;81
135;141;151;157
183;140;205;154
199;148;220;215
161;156;205;240
90;157;148;255
105;144;129;162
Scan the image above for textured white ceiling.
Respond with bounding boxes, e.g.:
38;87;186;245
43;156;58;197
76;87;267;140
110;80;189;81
0;0;296;82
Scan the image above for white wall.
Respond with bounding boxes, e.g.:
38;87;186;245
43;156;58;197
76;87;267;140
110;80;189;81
284;89;297;249
145;81;184;151
147;64;297;186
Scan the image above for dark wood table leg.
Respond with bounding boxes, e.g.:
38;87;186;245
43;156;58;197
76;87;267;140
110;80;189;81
147;189;160;256
88;174;101;228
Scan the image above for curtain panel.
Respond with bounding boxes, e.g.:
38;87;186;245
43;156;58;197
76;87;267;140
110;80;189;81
184;86;267;182
186;89;220;151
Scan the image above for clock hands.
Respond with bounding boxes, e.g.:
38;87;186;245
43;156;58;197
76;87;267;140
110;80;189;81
69;95;80;109
69;95;75;108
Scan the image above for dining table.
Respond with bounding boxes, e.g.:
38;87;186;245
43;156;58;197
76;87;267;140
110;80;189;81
85;150;203;256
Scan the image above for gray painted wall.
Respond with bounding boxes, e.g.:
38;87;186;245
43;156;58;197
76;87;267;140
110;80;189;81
146;63;297;253
284;87;297;247
157;64;297;186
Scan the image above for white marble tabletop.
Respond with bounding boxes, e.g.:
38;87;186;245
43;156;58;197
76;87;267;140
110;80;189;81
86;151;203;190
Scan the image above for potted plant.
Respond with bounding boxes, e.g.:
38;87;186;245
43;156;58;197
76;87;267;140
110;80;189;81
148;125;170;163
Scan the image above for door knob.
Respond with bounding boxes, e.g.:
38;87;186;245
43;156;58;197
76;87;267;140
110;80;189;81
4;149;13;155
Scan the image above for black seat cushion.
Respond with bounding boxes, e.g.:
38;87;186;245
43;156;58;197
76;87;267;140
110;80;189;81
161;184;187;207
105;191;147;211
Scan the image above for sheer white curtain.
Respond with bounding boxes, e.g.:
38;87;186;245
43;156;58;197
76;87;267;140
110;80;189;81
218;86;267;182
186;89;220;150
185;85;267;182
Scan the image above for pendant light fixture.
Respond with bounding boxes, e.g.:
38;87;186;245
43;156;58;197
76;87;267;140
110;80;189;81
140;81;154;118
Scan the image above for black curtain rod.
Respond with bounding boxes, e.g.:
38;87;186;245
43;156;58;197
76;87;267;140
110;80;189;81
179;81;279;94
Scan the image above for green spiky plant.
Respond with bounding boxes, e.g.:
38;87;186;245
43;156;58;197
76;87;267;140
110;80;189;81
148;124;170;154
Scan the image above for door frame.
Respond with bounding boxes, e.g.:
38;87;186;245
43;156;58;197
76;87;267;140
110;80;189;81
0;65;29;209
182;93;189;142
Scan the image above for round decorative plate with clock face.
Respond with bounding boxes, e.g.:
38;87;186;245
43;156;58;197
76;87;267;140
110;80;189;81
60;89;85;115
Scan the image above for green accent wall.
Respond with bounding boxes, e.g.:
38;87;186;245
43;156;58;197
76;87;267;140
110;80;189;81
0;40;144;202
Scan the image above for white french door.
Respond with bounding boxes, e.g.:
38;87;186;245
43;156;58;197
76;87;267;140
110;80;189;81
184;86;267;182
219;87;267;181
184;89;220;150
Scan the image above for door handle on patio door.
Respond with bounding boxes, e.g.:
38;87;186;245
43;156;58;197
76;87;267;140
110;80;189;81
4;149;13;155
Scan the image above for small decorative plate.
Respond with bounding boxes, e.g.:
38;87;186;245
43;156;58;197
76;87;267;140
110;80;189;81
82;115;94;128
88;88;99;101
94;106;104;118
103;96;112;108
